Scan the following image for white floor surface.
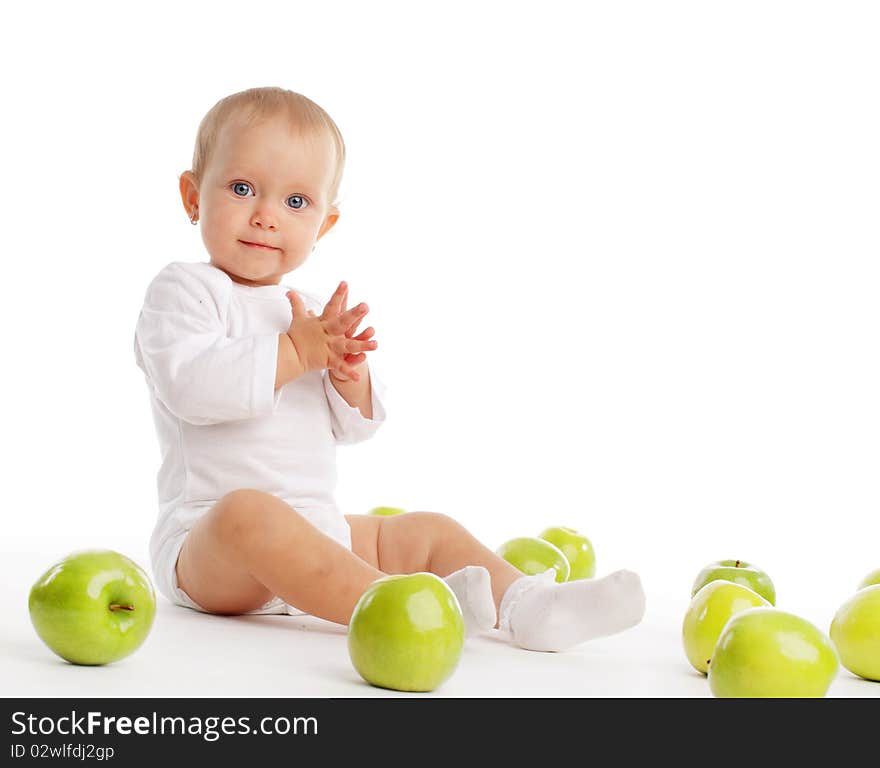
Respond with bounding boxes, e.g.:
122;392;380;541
3;540;878;699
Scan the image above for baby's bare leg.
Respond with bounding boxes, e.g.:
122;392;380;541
176;489;384;624
347;511;522;618
348;512;646;650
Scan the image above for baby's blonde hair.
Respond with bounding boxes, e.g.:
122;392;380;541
189;86;346;208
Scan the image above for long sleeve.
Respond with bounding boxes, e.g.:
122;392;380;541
133;262;282;426
323;365;388;444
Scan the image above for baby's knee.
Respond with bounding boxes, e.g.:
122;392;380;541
401;510;462;539
212;489;299;546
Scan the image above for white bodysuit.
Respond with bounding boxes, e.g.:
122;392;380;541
133;261;387;614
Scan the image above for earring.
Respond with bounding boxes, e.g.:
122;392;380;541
190;208;198;225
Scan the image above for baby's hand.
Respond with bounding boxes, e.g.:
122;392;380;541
285;281;377;382
326;281;377;383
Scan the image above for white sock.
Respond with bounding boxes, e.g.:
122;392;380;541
498;568;646;652
443;566;497;636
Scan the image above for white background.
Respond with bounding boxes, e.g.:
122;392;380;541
2;0;878;640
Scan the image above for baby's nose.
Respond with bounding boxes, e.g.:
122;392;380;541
250;209;278;229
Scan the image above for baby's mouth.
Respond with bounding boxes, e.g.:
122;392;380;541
239;240;281;251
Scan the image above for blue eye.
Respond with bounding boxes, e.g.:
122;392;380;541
230;182;309;211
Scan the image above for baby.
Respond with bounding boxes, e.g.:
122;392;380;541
134;86;646;652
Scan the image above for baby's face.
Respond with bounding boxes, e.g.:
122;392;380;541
184;115;339;286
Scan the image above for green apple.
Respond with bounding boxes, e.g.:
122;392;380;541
348;572;464;692
367;506;407;516
857;569;880;590
682;580;771;674
829;584;880;682
496;537;570;583
691;560;776;605
28;549;157;666
708;607;839;697
537;526;596;580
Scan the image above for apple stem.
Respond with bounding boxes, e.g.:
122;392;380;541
735;560;741;568
109;603;135;612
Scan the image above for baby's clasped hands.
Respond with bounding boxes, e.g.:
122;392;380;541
285;281;377;382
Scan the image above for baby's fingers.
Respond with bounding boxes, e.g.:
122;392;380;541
345;337;378;355
286;290;307;319
343;352;367;367
334;360;361;382
322;281;348;319
333;302;369;333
